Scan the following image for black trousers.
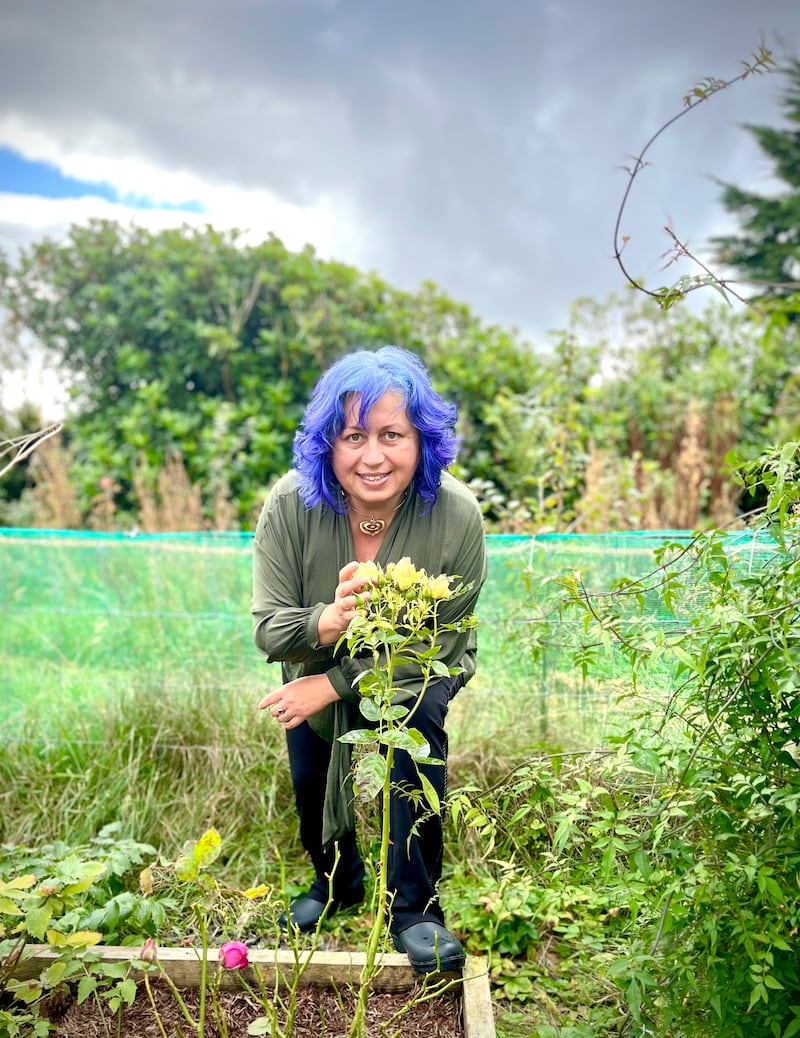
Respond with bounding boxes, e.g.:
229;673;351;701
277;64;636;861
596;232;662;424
285;674;462;933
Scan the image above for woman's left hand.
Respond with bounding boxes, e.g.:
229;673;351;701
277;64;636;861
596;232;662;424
258;674;340;730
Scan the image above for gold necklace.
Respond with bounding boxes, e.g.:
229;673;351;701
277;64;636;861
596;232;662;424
346;490;408;537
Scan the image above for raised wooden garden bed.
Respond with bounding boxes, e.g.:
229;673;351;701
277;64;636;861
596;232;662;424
13;945;495;1037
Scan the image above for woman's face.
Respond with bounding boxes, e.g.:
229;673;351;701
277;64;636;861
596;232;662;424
332;390;420;514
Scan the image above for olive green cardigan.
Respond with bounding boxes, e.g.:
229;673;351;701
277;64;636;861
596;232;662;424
252;470;487;842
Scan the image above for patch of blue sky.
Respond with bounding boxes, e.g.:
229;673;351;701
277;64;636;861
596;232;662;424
0;146;205;212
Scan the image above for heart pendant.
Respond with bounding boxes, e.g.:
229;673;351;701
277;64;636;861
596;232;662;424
359;518;386;536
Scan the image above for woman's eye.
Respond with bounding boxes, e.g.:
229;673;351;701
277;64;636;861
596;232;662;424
384;431;400;441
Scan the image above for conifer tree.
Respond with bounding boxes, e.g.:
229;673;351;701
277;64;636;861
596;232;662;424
711;58;800;296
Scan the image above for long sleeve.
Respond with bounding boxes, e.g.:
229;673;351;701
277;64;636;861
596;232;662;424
252;471;488;847
252;473;334;665
252;470;487;712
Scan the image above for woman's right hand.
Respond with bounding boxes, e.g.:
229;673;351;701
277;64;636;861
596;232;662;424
316;560;372;645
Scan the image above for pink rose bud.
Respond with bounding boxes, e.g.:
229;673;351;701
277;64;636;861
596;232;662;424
218;941;249;970
140;938;158;964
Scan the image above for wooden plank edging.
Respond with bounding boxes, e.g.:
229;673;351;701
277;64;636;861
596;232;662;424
12;946;495;1035
462;956;495;1038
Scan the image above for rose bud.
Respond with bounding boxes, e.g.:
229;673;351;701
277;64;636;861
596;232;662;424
218;941;249;970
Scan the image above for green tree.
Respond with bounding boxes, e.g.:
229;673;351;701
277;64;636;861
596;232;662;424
0;221;539;526
476;328;598;530
711;58;800;297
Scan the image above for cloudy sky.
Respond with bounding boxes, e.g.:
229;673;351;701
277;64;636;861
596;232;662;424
1;1;799;412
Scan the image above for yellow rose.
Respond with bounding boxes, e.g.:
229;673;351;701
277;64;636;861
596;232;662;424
353;560;382;584
425;573;453;600
387;557;422;591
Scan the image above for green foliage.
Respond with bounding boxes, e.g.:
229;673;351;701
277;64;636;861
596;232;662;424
466;292;800;531
2;447;799;1037
0;680;301;904
0;826;161;1036
0;826;159;947
141;827;280;947
548;442;800;1036
441;443;800;1035
4;218;800;532
447;752;659;1030
0;222;538;524
476;330;595;530
577;295;800;466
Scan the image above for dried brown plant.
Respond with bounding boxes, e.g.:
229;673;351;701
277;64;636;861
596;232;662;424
87;475;120;531
574;444;667;532
210;481;239;531
667;402;709;529
133;451;204;532
27;434;82;529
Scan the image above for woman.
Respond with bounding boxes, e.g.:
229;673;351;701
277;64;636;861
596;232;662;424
252;346;486;973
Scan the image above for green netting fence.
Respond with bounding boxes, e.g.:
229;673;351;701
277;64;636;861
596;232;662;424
0;528;777;744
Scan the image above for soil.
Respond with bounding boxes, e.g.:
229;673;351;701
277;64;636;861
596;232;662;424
45;977;465;1037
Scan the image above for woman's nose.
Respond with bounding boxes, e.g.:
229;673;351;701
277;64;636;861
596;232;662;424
362;437;384;464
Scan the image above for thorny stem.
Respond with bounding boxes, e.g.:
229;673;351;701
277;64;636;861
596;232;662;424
195;907;208;1038
562;506;766;604
349;744;396;1038
151;961;199;1031
143;972;171;1038
613;45;775;305
659;226;748;304
346;585;457;1037
338;566;477;1035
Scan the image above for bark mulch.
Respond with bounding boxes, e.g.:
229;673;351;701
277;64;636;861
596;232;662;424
45;976;464;1037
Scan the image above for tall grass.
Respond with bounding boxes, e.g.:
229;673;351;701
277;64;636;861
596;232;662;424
0;682;300;890
0;670;633;892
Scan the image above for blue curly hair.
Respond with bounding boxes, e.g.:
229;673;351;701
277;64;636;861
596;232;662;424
293;346;459;512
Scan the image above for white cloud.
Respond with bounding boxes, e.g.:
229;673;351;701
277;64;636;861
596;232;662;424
0;109;366;259
0;0;797;355
0;180;361;264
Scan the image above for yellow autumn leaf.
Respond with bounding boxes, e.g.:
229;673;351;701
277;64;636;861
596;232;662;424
243;884;270;900
192;828;222;867
139;866;154;896
0;875;36;893
65;930;104;948
47;928;103;948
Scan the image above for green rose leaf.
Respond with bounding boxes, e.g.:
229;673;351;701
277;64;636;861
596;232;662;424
358;698;381;722
354;752;387;802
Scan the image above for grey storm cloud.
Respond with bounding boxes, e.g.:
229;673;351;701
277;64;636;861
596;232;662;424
1;0;799;341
